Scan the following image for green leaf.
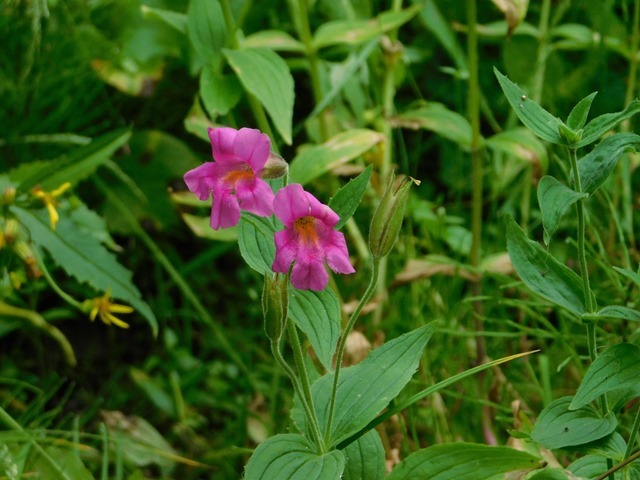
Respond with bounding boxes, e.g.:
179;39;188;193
577;99;640;148
140;5;187;34
394;103;473;147
526;468;571;480
570;343;640;410
485;127;548;170
288;288;341;372
10;206;158;335
328;165;373;230
9;128;131;192
566;91;598;130
614;265;640;288
237;213;277;275
181;213;238;241
342;430;385;480
242;30;306;53
583;305;640;322
568;455;612;479
313;323;436;447
30;447;94;480
224;48;294;145
199;67;242;116
244;434;345;480
537;175;587;245
506;217;588;316
187;0;226;68
494;68;564;144
289;130;384;185
578;132;640;195
386;443;540;480
531;397;617;449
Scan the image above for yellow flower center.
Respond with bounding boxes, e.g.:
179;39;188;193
294;216;318;245
223;166;254;191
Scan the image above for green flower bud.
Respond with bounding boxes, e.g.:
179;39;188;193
259;152;289;180
369;172;416;258
558;123;582;145
262;273;289;343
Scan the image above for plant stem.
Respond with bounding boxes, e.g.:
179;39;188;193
625;405;640;459
595;448;640;480
324;257;380;449
531;0;551;103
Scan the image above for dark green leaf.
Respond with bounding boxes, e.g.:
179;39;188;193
237;213;276;275
328;165;373;230
537;175;587;245
566;92;598;130
187;0;226;68
199;67;242;116
342;430;385;480
577;99;640;148
532;397;617;449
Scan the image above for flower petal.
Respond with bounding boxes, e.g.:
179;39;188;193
210;188;241;230
323;231;355;274
273;184;339;228
233;128;271;171
273;229;298;273
236;177;274;218
290;256;329;291
184;163;217;200
208;127;238;164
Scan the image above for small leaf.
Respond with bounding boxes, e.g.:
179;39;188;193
570;343;640;410
224;48;294;144
288;288;341;372
342;430;386;480
582;305;640;322
393;103;473;147
244;434;345;480
141;5;187;34
181;213;238;241
328;165;373;230
578;132;640;195
566;91;598;130
242;30;306;52
187;0;227;68
30;447;94;480
237;213;277;275
199;67;242;116
506;216;588;316
386;443;540;480
577;99;640;148
537;175;587;244
613;265;640;289
494;68;564;144
532;397;617;449
289;130;384;185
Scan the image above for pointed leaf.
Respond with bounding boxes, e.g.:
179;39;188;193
577;99;640;148
494;68;564;144
566;92;598;130
243;30;306;53
237;213;276;275
328;165;373;230
342;430;385;480
578;132;640;195
583;305;640;322
289;130;384;185
506;217;587;316
532;397;617;449
537;175;587;244
224;48;294;144
244;434;345;480
386;443;540;480
31;447;94;480
141;5;187;34
393;103;473;147
199;67;242;116
570;343;640;410
187;0;226;68
288;288;341;372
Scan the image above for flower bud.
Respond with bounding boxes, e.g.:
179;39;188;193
2;186;16;205
559;123;582;145
259;152;288;180
262;273;289;343
369;172;416;258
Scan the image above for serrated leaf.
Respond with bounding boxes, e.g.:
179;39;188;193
199;67;242;116
328;165;372;230
570;343;640;410
141;5;187;34
577;99;640;148
494;68;564;144
386;443;540;480
224;48;294;144
566;91;598;130
532;397;617;449
244;434;345;480
9;128;131;192
393;103;473;147
342;430;385;480
506;216;588;316
10;206;157;335
237;213;276;275
537;175;587;245
289;130;383;185
187;0;226;68
578;132;640;195
288;288;341;372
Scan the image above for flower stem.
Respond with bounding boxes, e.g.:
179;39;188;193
625;405;640;460
324;256;381;448
33;247;82;310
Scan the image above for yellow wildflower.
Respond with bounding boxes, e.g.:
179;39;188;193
32;182;72;230
86;291;133;329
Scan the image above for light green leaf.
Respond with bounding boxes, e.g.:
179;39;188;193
578;132;640;195
181;213;238;241
199;67;242;116
237;213;277;275
506;217;588;316
393;103;473;147
537;175;587;245
485;127;548;170
242;30;305;52
328;165;373;230
342;430;385;480
30;447;94;480
9;206;158;335
577;99;640;148
9;128;131;192
187;0;226;68
141;5;187;34
288;288;341;372
614;266;640;288
566;91;598;130
386;443;540;480
570;343;640;410
224;48;294;144
532;397;617;449
244;434;345;480
494;68;564;145
289;130;384;185
582;305;640;322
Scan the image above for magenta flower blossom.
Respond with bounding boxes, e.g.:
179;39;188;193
184;127;275;230
272;184;355;291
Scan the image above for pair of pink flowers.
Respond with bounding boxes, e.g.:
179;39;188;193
184;127;355;291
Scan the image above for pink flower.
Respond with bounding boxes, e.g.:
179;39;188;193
184;127;275;230
272;184;355;291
